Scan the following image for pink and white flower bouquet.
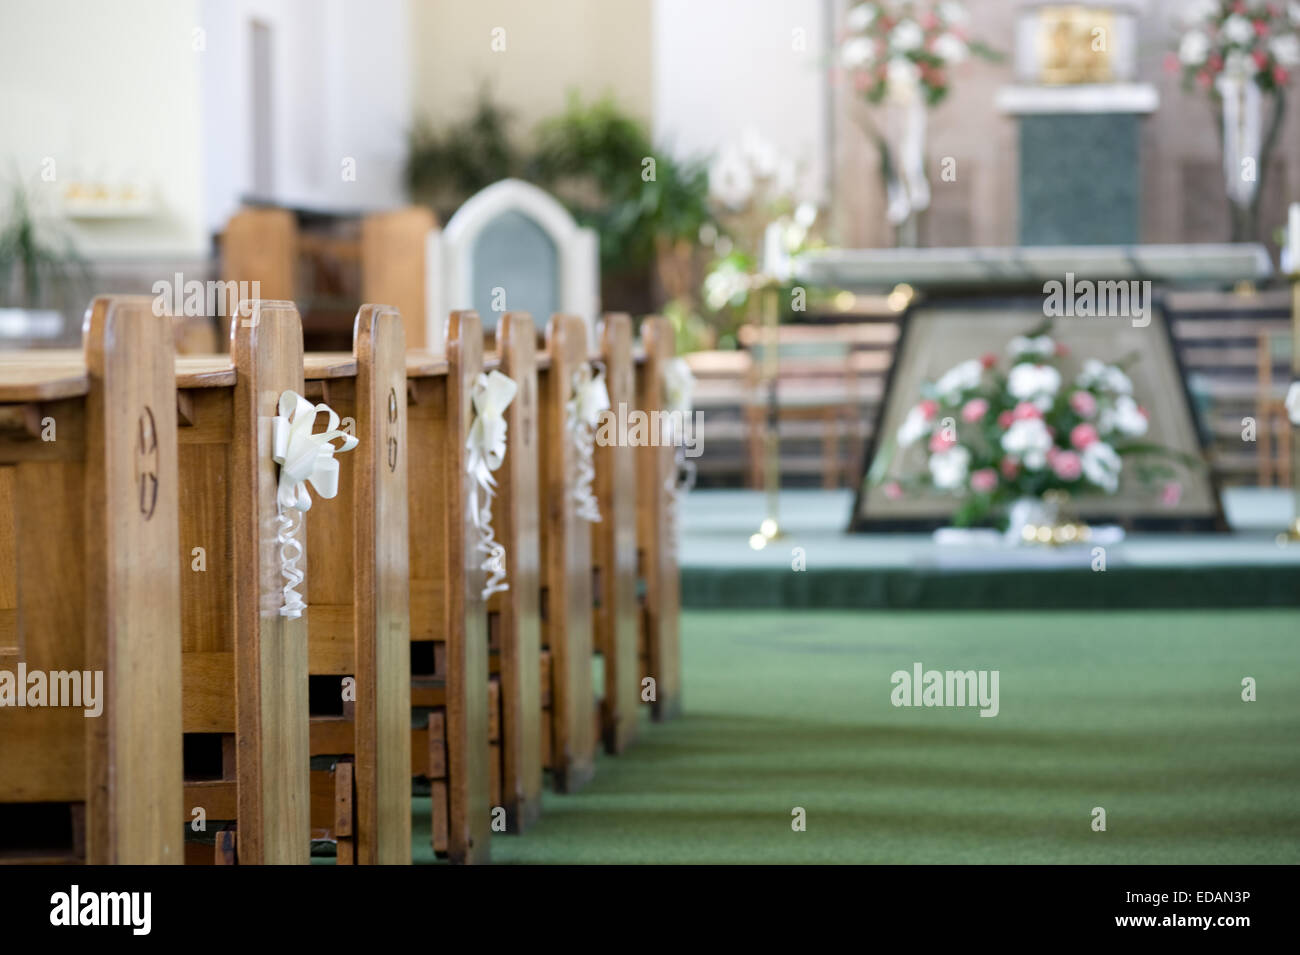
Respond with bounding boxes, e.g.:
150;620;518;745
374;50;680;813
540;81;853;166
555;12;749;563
876;329;1195;528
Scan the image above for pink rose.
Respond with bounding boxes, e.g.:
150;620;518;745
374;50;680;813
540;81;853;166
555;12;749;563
1254;20;1269;36
1275;66;1289;85
1069;391;1097;418
1163;51;1180;74
918;399;939;420
1012;402;1042;420
1051;450;1082;481
1070;423;1099;450
997;411;1014;429
929;430;956;453
1161;481;1182;507
961;398;989;423
980;352;998;370
1253;49;1268;69
969;468;998;494
1000;456;1020;480
884;481;904;500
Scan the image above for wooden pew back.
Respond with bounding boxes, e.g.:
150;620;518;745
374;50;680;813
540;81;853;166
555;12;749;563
488;312;543;830
537;313;597;791
593;313;639;754
406;312;490;863
303;305;410;864
636;316;682;721
0;296;183;863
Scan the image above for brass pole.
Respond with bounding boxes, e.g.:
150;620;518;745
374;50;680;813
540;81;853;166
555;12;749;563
751;284;782;547
1290;275;1300;540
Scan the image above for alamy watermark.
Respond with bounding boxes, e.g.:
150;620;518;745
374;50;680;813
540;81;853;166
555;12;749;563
1043;272;1151;328
594;404;704;458
151;275;259;318
0;664;103;717
891;662;999;717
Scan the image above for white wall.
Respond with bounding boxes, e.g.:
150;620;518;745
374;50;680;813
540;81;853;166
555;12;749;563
0;0;207;258
199;0;411;233
652;0;829;201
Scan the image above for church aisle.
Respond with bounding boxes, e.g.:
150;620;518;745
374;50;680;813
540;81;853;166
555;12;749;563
412;609;1300;864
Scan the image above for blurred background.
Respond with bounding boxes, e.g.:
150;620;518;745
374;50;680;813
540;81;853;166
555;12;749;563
2;0;1299;496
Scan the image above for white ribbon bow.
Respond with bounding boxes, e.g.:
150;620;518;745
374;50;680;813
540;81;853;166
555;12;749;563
270;390;359;618
272;391;359;512
466;371;518;600
567;363;609;523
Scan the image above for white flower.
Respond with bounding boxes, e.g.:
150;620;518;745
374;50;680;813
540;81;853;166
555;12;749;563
703;263;750;310
846;2;877;32
708;146;754;210
890;19;924;53
934;359;984;402
1099;394;1148;438
1182;0;1221;25
1001;418;1053;471
929;445;971;490
886;56;921;92
1223;15;1255;46
938;1;969;26
794;201;818;229
841;36;876;68
1270;33;1300;68
933;32;968;64
1077;359;1132;395
1285;382;1300;425
1007;363;1061;404
896;404;932;448
1179;30;1210;66
1082;441;1122;493
740;129;779;180
1009;334;1055;358
664;358;696;414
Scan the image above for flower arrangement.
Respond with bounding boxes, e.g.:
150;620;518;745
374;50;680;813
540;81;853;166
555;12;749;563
1169;0;1300;94
837;1;998;106
879;330;1193;528
696;129;827;348
1167;1;1300;241
835;1;998;242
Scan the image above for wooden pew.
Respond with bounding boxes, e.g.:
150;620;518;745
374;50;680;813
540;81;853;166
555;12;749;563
537;313;597;791
592;314;640;754
406;311;490;863
175;300;309;864
636;317;682;721
487;312;544;830
302;305;411;864
0;296;182;864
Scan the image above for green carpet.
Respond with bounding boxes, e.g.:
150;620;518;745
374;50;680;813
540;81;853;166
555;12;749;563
414;609;1300;864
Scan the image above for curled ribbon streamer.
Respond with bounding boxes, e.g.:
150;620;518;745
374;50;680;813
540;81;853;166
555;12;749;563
271;390;359;618
276;509;306;619
466;371;518;600
566;362;609;523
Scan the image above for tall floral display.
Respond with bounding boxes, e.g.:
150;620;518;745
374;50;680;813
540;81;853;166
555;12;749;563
836;1;997;245
1169;1;1300;242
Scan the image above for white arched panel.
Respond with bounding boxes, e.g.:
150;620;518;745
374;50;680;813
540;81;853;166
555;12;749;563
428;178;600;354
